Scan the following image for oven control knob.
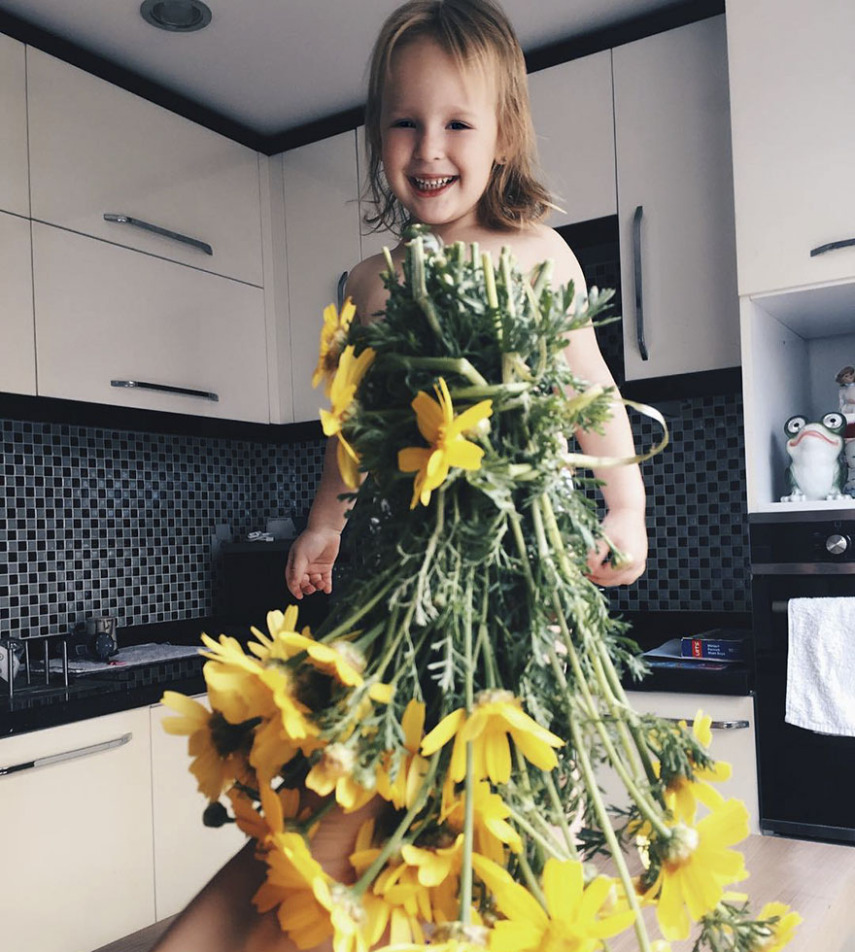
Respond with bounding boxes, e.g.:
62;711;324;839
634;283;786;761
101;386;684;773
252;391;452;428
826;533;850;556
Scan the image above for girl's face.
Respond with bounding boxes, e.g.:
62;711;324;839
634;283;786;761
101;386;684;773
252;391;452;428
380;37;502;237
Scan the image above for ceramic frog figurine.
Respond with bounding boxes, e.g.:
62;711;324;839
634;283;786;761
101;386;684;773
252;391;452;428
781;412;847;502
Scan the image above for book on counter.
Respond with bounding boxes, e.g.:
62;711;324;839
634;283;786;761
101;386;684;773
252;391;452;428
643;630;748;667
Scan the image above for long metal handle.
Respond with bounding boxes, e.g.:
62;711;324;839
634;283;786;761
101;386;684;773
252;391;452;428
632;205;648;361
0;732;132;777
104;213;213;256
810;237;855;257
336;271;348;311
753;562;855;576
662;717;750;730
111;379;219;402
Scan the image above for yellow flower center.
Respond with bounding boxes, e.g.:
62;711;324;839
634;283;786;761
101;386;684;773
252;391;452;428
319;743;356;780
664;823;700;868
332;640;366;674
475;688;515;706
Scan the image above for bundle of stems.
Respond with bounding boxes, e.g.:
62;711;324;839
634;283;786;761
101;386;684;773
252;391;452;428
163;230;799;952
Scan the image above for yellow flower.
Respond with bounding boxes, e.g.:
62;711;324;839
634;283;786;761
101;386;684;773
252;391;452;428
313;298;356;394
200;632;275;723
226;784;302;841
160;690;251;799
377;700;431;810
253;831;335;949
665;711;732;824
443;776;522;862
305;743;376;813
473;854;635;952
420;691;563;784
401;834;463;888
320;344;375;489
752;901;802;952
652;799;750;940
398;377;492;508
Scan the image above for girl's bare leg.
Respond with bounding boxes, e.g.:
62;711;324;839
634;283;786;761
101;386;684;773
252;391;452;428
151;798;383;952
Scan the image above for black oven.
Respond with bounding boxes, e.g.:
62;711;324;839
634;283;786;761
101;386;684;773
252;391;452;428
751;514;855;845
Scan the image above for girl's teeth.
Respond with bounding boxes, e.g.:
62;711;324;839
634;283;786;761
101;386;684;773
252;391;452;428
414;177;455;190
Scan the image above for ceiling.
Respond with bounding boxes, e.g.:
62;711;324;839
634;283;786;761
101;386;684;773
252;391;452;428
0;0;698;138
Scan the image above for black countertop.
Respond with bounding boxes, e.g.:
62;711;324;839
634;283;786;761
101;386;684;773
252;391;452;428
1;610;753;739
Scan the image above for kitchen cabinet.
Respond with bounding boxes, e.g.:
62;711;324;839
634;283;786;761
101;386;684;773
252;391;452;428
150;700;247;920
355;125;399;262
0;33;28;217
528;50;617;227
281;130;363;423
32;223;269;422
27;47;264;287
726;0;855;297
0;211;36;396
613;16;740;381
599;691;759;833
0;708;155;952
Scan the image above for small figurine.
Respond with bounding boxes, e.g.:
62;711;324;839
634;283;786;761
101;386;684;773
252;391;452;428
781;412;847;502
836;365;855;419
844;422;855;497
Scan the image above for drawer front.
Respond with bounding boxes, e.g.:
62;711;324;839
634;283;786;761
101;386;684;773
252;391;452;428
0;708;155;952
0;211;35;395
0;33;28;217
27;48;263;286
33;223;269;422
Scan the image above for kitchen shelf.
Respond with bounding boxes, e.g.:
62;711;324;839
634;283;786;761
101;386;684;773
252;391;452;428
741;278;855;514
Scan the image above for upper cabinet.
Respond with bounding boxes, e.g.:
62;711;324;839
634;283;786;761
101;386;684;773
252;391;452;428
0;34;28;217
281;131;362;423
613;16;740;381
27;48;264;287
0;212;35;396
528;50;617;227
726;0;855;297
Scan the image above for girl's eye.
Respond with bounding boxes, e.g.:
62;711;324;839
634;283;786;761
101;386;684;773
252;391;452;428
448;121;470;131
391;119;415;129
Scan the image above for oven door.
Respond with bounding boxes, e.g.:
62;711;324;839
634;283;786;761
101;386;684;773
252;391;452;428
752;567;855;844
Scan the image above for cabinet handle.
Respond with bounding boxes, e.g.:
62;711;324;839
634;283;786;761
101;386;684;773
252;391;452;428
662;717;749;730
0;732;132;776
337;271;349;311
810;237;855;258
111;379;219;402
103;213;213;257
632;205;649;361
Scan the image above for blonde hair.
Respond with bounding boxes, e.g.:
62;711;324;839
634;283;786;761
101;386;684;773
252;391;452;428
363;0;551;236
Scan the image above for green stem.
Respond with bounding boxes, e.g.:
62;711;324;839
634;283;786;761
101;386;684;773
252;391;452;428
505;805;570;861
384;354;489;388
318;570;397;642
459;570;476;925
570;718;653;952
516;849;549;911
543;772;580;860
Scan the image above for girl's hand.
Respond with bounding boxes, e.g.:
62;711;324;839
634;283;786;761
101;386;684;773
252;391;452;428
586;508;648;587
285;527;341;599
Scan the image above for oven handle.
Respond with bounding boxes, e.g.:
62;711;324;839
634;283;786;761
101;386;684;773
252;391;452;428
661;717;750;730
752;562;855;576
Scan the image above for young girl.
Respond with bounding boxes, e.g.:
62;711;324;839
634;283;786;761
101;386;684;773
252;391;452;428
154;2;645;949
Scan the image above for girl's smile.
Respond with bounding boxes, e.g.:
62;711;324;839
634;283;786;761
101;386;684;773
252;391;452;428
380;37;502;238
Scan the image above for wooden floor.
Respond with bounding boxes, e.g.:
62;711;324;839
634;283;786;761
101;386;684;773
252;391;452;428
91;917;175;952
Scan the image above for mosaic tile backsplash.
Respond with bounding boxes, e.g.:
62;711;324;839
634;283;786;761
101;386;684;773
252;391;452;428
1;387;749;640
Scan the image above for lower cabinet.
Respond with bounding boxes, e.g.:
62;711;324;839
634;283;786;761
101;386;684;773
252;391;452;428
32;222;270;423
150;699;247;921
600;691;759;834
0;708;156;952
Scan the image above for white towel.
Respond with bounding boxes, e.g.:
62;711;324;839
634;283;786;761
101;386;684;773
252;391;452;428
786;597;855;736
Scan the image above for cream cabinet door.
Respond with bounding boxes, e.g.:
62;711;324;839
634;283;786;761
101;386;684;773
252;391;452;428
33;223;269;422
150;701;247;921
600;691;759;834
614;16;740;380
0;33;28;217
27;48;263;286
727;0;855;296
0;211;35;395
528;51;617;227
0;709;155;952
282;131;363;423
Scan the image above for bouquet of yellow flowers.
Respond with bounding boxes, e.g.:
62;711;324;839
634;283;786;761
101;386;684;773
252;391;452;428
163;230;799;952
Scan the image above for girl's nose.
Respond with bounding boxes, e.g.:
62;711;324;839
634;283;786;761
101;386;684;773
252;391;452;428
415;127;444;161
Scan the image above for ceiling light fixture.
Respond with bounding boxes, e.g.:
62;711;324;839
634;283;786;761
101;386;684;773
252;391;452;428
140;0;212;33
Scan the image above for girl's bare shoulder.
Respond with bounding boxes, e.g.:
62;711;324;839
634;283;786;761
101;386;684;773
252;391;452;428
345;248;400;325
504;223;587;296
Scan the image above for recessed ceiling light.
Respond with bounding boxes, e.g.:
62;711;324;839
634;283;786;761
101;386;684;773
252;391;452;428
140;0;212;33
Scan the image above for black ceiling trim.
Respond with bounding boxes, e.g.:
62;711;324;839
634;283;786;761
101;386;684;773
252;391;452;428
0;0;725;156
